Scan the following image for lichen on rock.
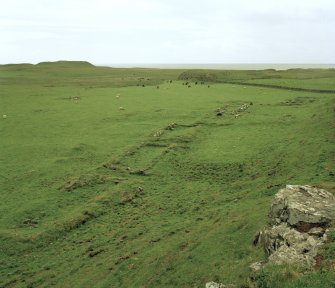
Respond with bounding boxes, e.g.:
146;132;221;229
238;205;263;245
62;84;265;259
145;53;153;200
269;185;335;228
252;185;335;269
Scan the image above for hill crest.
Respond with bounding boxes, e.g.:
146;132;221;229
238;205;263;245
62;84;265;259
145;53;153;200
36;60;94;67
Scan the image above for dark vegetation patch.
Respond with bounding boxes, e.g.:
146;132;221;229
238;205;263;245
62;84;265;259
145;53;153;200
59;174;108;192
177;161;248;183
279;96;317;106
120;187;144;204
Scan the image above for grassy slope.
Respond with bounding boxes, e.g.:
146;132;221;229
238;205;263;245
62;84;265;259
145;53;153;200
243;77;335;91
0;62;334;287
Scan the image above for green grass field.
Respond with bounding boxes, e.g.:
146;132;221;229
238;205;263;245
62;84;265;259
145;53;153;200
1;62;334;287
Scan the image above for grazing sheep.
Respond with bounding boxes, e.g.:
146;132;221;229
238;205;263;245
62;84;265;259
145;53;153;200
119;107;125;110
3;115;7;119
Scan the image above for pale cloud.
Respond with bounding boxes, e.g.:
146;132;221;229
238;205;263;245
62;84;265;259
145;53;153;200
0;0;334;64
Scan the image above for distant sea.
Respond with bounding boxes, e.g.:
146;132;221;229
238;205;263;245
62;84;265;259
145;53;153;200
101;63;335;70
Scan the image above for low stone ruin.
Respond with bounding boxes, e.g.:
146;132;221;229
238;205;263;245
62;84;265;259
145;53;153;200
215;102;252;117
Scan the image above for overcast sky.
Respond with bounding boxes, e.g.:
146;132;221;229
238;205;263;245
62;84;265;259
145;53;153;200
1;0;334;64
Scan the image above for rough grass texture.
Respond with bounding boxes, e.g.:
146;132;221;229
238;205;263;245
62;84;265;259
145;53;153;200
0;62;334;287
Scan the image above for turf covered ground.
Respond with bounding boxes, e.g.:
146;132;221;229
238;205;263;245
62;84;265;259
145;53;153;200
1;62;334;287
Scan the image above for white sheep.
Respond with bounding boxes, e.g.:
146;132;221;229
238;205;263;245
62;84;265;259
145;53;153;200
2;115;7;119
